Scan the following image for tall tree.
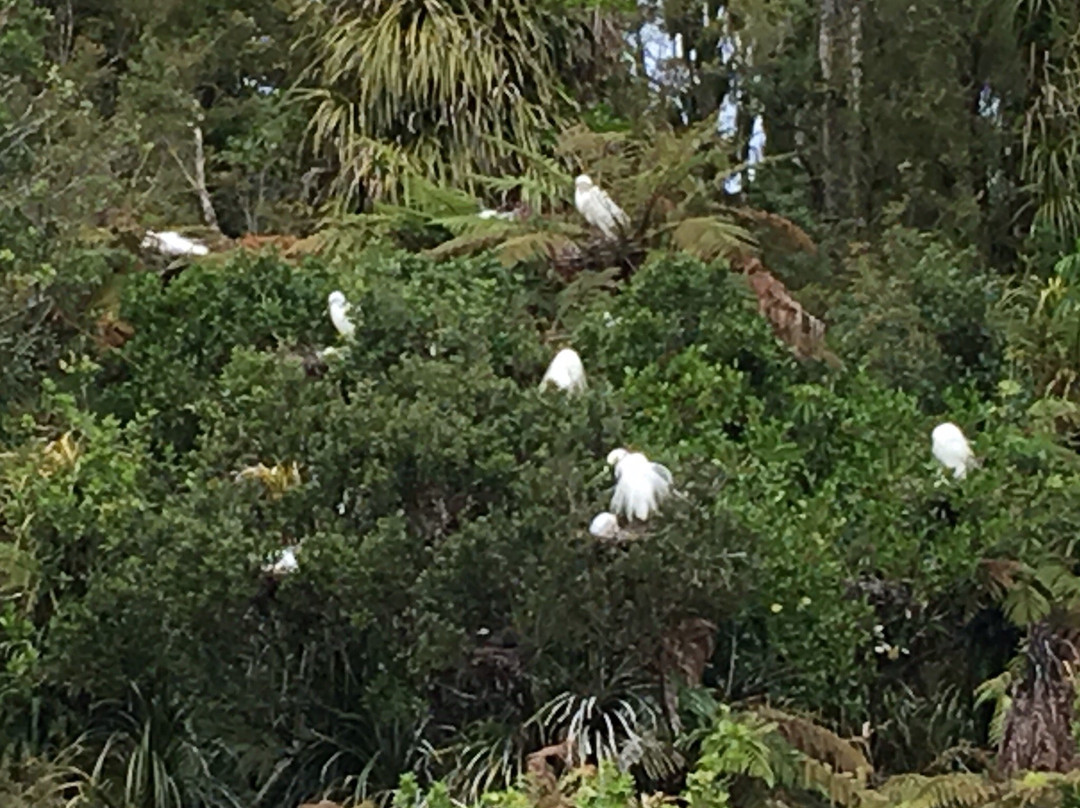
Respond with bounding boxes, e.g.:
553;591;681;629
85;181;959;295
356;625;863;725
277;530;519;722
295;0;631;211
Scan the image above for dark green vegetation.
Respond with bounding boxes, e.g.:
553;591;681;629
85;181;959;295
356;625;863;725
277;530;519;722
6;1;1080;807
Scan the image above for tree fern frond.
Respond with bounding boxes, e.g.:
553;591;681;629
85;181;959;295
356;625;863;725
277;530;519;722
423;231;513;261
797;757;868;807
752;708;872;776
720;207;818;255
877;772;999;808
401;174;481;218
974;672;1013;748
497;232;579;267
666;217;758;263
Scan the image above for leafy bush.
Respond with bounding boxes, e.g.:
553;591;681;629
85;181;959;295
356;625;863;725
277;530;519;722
4;247;1080;801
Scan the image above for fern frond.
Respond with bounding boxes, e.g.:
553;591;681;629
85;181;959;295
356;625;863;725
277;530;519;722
797;757;868;807
666;217;758;263
973;672;1013;747
753;708;872;777
423;231;511;261
497;232;579;267
876;772;999;808
721;206;818;255
401;174;480;217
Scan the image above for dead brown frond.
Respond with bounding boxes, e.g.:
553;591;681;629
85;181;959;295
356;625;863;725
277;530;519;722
754;707;872;777
798;757;869;807
723;207;818;255
93;310;135;351
659;617;717;733
526;739;571;798
735;256;837;364
980;558;1026;595
235;233;300;253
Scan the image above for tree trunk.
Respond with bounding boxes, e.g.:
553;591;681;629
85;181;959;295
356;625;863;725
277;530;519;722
818;0;863;223
193;126;221;234
997;620;1080;775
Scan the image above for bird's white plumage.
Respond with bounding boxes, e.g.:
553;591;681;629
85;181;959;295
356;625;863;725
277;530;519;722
478;208;516;220
589;511;620;539
607;448;673;522
263;545;299;576
328;290;356;339
539;348;587;394
574;175;629;239
931;422;976;479
140;230;209;256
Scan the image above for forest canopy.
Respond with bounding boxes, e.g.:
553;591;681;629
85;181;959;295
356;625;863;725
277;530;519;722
5;1;1080;807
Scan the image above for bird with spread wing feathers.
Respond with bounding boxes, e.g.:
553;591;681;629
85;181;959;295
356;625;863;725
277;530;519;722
607;448;673;522
574;174;630;239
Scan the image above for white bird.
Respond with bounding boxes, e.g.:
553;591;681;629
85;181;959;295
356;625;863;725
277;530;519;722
478;208;516;221
607;448;673;522
589;511;620;540
574;175;630;239
327;290;357;339
262;544;300;577
140;230;209;257
931;422;977;479
539;348;587;394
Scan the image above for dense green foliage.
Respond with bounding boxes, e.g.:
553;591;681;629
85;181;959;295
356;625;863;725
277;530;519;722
7;0;1080;806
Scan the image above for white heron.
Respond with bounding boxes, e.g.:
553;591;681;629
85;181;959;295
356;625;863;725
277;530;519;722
539;348;587;394
574;175;630;239
262;544;300;577
588;511;621;540
327;290;357;339
931;422;977;479
478;208;516;221
140;230;209;257
607;448;673;522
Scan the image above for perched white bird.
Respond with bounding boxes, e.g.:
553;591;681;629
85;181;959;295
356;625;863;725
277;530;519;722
607;448;673;522
327;290;357;339
931;422;977;479
588;511;620;540
140;230;209;257
574;175;630;239
262;545;300;577
539;348;587;394
478;208;516;221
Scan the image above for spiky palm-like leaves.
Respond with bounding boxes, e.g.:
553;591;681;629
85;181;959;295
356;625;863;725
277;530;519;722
84;684;241;808
296;0;618;210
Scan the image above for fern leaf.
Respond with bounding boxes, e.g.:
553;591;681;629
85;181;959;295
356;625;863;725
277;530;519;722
401;173;479;217
798;758;868;807
1003;582;1052;627
973;672;1012;747
721;206;818;255
667;217;757;263
753;708;872;776
423;231;510;261
497;232;578;267
907;773;999;808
